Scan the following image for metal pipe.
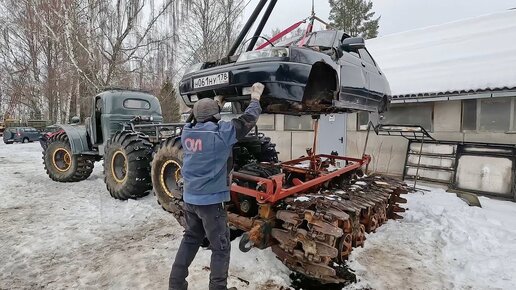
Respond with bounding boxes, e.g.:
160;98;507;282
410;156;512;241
414;135;425;190
246;0;277;51
311;116;319;171
228;0;268;56
363;121;373;173
312;117;319;154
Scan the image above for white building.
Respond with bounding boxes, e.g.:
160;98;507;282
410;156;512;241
252;9;516;199
349;9;516;199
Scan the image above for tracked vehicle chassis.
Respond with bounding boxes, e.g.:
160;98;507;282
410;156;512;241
168;148;409;284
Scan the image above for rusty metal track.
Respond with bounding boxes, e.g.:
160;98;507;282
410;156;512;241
271;174;409;284
166;173;409;284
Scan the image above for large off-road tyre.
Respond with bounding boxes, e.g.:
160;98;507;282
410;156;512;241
42;132;94;182
104;131;154;200
151;137;184;215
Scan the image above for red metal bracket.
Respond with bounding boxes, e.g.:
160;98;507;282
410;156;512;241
230;154;371;204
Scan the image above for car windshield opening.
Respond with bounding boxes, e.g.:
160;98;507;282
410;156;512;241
301;31;336;49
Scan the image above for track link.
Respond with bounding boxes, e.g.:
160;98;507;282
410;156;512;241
272;174;409;284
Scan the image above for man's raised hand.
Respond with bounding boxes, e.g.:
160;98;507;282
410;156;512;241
251;82;265;101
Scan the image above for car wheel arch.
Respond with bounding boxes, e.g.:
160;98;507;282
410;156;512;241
379;95;390;113
302;61;339;104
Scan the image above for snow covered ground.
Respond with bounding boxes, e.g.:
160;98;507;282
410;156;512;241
1;142;515;290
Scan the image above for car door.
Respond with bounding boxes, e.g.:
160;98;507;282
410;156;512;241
338;48;370;110
26;128;33;140
30;128;40;141
23;128;31;141
18;128;26;141
358;48;384;103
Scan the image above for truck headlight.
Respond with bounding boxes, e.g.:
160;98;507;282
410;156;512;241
236;47;289;63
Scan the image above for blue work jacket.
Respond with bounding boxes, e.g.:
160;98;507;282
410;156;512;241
181;99;262;205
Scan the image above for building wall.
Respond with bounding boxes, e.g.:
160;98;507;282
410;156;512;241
346;113;409;176
260;115;323;161
187;95;515;175
208;112;320;162
347;97;516;177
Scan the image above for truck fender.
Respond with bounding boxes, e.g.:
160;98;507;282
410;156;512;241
55;124;91;154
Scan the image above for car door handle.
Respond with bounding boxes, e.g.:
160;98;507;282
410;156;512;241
338;137;344;143
361;62;366;67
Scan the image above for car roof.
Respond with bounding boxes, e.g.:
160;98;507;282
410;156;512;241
12;127;37;130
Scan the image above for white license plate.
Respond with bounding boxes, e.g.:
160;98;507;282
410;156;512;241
193;72;229;89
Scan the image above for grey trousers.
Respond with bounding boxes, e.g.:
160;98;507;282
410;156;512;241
169;202;231;290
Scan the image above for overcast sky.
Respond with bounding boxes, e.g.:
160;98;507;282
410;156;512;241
243;0;516;37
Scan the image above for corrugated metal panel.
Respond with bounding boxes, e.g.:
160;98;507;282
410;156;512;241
391;91;516;103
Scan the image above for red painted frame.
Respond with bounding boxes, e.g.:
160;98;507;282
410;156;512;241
231;154;371;204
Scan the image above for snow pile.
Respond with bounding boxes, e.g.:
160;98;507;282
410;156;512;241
367;9;516;96
346;187;516;290
294;196;311;202
2;143;516;289
293;160;311;169
0;143;290;289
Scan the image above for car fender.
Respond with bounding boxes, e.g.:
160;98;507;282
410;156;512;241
55;125;91;154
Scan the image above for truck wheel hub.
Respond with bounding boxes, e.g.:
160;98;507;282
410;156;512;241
111;151;128;183
160;160;182;198
52;148;71;172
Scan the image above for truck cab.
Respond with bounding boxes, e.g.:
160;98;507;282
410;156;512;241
85;89;163;154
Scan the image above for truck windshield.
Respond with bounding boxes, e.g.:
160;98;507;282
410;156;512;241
301;31;337;48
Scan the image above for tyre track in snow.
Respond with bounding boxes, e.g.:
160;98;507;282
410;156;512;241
0;143;290;290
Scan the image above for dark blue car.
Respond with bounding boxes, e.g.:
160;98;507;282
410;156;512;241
179;30;391;115
3;127;41;144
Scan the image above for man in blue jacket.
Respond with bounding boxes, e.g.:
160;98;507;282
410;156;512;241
169;83;265;290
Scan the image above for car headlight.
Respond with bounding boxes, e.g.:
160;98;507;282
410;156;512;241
236;47;289;63
185;63;204;74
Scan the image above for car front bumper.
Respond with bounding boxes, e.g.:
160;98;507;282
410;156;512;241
179;60;312;107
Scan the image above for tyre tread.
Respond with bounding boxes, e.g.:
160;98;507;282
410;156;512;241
104;131;154;200
42;132;94;182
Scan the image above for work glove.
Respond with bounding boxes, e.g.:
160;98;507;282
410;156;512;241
214;95;225;108
251;82;265;101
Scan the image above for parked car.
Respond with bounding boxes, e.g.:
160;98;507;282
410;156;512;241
179;30;391;115
3;127;41;144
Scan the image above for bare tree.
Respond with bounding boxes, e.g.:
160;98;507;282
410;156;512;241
178;0;244;64
0;0;245;124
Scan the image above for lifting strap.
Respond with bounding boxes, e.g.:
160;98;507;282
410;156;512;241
256;20;306;50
